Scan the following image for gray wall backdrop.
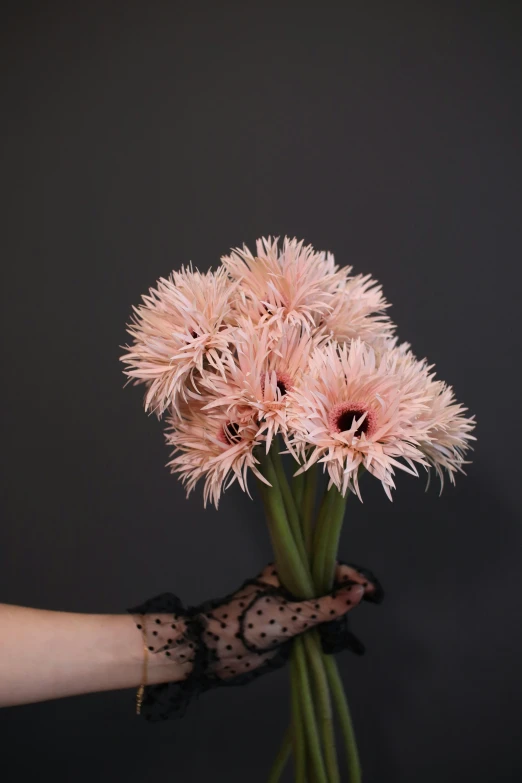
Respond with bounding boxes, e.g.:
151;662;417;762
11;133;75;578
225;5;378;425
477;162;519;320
1;2;521;781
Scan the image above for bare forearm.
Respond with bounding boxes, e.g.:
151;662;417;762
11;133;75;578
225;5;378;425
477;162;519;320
0;563;380;709
0;604;191;707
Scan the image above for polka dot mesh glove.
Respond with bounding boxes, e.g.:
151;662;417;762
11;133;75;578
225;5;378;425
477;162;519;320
319;560;384;656
128;562;383;722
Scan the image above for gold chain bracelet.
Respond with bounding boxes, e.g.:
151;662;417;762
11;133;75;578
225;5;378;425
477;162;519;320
136;617;149;715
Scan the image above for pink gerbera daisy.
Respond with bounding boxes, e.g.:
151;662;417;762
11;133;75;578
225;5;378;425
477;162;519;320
285;339;474;499
416;379;476;488
200;321;320;450
322;272;394;345
222;236;346;332
165;400;267;508
121;266;236;416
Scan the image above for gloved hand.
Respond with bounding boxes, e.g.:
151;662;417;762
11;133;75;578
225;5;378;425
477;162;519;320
319;560;384;655
128;561;382;721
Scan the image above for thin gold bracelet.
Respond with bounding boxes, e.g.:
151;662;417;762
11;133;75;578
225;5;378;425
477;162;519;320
136;617;149;715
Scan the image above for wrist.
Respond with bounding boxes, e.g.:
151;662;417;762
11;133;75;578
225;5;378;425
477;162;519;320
128;610;196;686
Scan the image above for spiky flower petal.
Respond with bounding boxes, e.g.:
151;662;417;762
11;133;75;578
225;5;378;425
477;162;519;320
165;400;267;508
323;273;394;345
121;237;475;507
285;339;475;500
222;237;345;331
201;321;320;451
121;266;236;415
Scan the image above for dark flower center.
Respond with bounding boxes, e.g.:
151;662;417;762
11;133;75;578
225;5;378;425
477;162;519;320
223;422;241;445
336;408;369;437
276;379;287;396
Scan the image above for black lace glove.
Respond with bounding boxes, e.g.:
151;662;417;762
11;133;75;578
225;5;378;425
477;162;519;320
318;561;384;656
128;562;381;722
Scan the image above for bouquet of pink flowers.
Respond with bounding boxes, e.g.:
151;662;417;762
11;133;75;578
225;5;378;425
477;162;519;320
121;237;475;782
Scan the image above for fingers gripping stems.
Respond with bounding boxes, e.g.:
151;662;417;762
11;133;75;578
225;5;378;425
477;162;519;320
127;561;382;720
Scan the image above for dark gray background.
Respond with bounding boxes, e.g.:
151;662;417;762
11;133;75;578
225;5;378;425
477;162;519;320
1;2;521;781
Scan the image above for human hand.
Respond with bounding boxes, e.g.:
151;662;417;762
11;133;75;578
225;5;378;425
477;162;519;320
128;561;382;720
195;561;381;680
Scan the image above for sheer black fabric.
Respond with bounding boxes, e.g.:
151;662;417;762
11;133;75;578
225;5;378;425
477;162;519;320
320;560;384;655
128;562;383;721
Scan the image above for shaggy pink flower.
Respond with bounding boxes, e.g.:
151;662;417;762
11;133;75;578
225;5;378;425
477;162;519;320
222;236;394;347
416;379;476;488
380;340;476;484
285;339;474;499
201;321;320;451
121;266;236;416
165;401;267;508
322;272;394;345
222;236;346;332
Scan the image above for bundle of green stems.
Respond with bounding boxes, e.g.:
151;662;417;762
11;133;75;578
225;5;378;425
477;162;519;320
256;440;361;783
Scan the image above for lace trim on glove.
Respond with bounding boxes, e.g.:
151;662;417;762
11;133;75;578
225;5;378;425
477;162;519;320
128;562;383;721
318;561;384;656
127;580;293;722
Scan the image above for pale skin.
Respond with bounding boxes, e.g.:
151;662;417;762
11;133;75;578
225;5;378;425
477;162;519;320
0;605;185;707
0;563;375;708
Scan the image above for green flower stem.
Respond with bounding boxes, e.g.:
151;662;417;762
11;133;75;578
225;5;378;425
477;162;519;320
292;471;305;513
312;483;362;781
269;456;322;781
311;487;337;593
265;452;319;780
271;445;311;573
323;655;362;783
256;477;300;597
290;651;307;783
257;449;317;783
269;449;338;783
267;725;292;783
301;462;318;557
260;447;360;783
303;632;341;783
257;448;315;598
294;637;328;783
317;488;348;593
